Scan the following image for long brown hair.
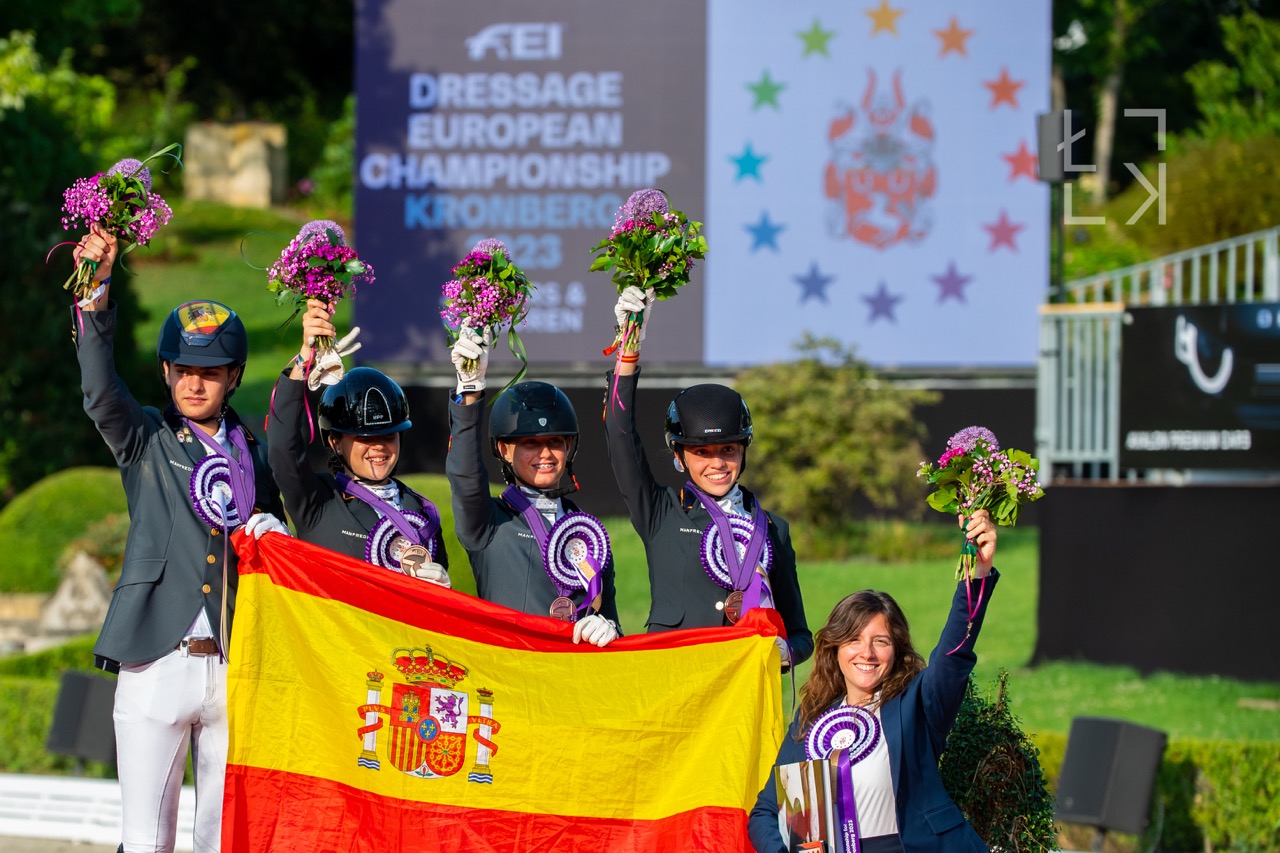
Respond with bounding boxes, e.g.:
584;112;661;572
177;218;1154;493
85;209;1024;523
795;590;926;739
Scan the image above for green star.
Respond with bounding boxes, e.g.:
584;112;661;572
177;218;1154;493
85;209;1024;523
797;19;835;57
746;70;786;110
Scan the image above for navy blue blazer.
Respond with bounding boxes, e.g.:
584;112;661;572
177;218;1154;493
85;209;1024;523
748;571;999;853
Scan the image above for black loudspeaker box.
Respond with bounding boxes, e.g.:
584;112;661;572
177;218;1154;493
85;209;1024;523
46;669;118;766
1055;716;1167;836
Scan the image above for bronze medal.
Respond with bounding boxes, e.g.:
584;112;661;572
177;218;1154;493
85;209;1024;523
549;596;576;621
724;590;745;624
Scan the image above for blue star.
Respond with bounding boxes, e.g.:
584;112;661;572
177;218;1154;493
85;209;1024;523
794;262;834;304
863;281;903;323
932;261;972;304
730;143;768;181
745;212;785;251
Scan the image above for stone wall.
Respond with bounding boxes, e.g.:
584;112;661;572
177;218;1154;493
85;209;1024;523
184;122;288;208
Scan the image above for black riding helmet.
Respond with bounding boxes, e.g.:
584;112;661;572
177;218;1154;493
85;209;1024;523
489;381;579;496
664;384;753;448
156;299;248;396
318;367;412;438
665;384;754;480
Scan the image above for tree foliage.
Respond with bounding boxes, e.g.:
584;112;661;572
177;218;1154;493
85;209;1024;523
0;32;146;504
941;672;1057;853
1186;7;1280;141
734;335;938;540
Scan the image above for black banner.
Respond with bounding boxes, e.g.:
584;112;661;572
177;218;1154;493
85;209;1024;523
1120;303;1280;470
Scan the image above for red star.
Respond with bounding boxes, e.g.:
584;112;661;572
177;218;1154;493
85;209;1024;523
1002;140;1039;182
983;210;1024;252
934;16;973;57
983;67;1024;109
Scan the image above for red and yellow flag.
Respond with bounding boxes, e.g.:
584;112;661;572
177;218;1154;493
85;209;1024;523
225;533;785;852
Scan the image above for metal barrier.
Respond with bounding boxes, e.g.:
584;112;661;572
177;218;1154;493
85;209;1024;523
1039;226;1280;482
1052;225;1280;306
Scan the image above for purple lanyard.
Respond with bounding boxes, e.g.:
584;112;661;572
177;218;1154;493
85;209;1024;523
336;473;440;547
689;484;771;612
503;486;603;611
186;419;257;519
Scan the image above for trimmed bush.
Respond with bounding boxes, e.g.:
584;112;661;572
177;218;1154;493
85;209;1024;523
0;467;126;592
942;672;1057;852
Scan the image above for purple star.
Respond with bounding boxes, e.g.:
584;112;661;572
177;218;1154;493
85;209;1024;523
932;261;972;304
863;281;903;323
794;262;834;303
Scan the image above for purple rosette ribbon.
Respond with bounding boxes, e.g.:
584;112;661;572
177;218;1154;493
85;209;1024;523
805;705;881;853
699;512;774;590
543;512;610;614
365;511;439;571
190;455;244;529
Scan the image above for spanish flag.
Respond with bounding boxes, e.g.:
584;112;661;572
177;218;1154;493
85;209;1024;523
224;533;785;852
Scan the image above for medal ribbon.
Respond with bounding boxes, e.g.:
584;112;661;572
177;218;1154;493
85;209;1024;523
185;419;257;663
689;484;771;612
186;419;257;523
503;486;602;614
337;473;441;549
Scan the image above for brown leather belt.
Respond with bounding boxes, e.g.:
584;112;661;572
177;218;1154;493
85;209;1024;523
177;637;220;656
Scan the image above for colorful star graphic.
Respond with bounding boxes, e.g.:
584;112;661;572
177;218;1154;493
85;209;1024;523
934;16;973;56
747;69;786;110
746;212;785;252
932;262;973;303
983;67;1025;109
730;143;768;181
863;281;903;323
865;1;904;36
983;210;1025;252
1002;140;1039;182
795;263;834;303
798;19;835;57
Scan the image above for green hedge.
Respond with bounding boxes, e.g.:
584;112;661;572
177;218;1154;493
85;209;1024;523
0;674;115;778
0;467;126;592
1035;730;1280;853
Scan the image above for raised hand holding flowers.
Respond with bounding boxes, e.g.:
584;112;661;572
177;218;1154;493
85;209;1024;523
590;188;707;357
917;426;1044;580
268;220;374;390
440;238;535;399
58;144;181;302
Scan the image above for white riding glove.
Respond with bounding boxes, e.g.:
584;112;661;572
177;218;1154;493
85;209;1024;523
572;613;620;648
333;326;362;358
451;324;491;394
613;285;656;343
411;561;452;588
775;636;792;671
244;512;291;539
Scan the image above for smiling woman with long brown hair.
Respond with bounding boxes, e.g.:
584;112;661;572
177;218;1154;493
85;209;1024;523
750;509;1000;853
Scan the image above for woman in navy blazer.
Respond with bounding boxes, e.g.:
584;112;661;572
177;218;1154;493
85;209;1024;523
749;509;998;853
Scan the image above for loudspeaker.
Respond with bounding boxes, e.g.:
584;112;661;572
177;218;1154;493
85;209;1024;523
46;670;117;766
1036;111;1066;184
1055;716;1166;836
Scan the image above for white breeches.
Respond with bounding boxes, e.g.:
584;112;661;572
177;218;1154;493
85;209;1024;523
114;648;227;853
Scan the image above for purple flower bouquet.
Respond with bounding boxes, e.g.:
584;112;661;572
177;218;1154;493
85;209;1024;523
589;189;707;356
917;426;1044;579
440;238;535;394
268;220;375;388
59;147;179;299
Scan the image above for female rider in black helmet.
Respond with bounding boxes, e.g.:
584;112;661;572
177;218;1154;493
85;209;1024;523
446;326;621;646
266;299;449;585
602;287;812;669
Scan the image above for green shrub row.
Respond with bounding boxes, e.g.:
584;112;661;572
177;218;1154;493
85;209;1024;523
1036;731;1280;853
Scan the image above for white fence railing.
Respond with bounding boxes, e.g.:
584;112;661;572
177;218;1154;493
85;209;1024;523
1039;226;1280;482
